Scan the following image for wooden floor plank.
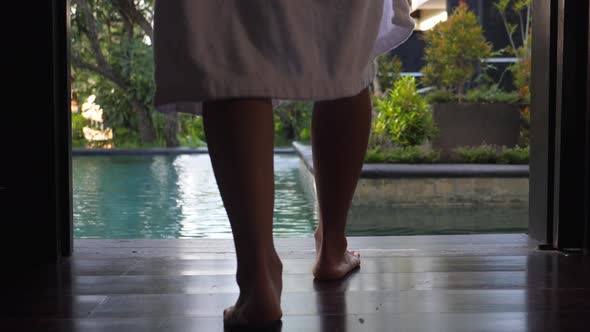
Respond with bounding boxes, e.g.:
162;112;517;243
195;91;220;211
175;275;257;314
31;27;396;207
4;312;590;332
127;256;532;276
73;234;534;249
123;254;588;275
70;243;537;260
5;235;589;331
88;289;590;318
7;269;590;296
0;296;106;319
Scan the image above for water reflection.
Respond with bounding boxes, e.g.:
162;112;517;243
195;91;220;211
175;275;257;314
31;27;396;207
73;154;527;239
73;154;317;238
314;271;356;332
172;154;229;238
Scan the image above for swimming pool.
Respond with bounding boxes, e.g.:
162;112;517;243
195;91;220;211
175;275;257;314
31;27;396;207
73;154;527;238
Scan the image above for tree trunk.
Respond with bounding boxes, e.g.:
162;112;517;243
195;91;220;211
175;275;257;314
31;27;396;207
164;112;180;147
131;100;156;145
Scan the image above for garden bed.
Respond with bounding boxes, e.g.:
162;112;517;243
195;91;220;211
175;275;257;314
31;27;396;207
431;102;524;160
293;142;529;207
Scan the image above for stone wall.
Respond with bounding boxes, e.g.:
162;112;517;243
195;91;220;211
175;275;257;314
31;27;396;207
294;142;529;207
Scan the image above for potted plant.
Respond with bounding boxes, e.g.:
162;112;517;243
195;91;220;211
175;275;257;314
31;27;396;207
421;2;526;160
366;75;439;163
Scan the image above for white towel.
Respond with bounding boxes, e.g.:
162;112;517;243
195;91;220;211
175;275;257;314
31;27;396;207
154;0;415;115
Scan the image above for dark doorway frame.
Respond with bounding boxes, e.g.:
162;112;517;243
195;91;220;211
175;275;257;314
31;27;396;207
1;0;72;262
3;0;588;262
529;0;590;251
53;0;74;258
528;0;558;246
551;0;590;250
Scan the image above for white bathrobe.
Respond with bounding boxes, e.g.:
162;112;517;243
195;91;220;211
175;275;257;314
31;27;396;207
154;0;415;115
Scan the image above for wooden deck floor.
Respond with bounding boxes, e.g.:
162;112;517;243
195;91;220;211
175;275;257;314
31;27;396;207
2;234;590;331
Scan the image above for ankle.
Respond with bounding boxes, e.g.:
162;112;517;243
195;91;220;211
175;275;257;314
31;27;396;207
236;252;282;282
317;239;348;261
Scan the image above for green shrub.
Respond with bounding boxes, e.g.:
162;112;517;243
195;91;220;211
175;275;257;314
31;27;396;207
365;147;387;163
453;144;501;163
463;86;522;103
421;2;493;100
151;112;171;146
494;0;532;101
368;127;395;152
374;76;437;147
364;146;440;164
299;127;311;142
274;101;312;146
72;139;87;148
519;106;531;147
511;41;532;103
111;127;142;148
71;112;88;147
384;146;440;163
425;89;458;104
375;54;403;94
500;146;530;164
179;113;206;147
453;144;529;164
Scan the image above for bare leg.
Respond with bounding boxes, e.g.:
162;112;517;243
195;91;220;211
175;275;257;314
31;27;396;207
202;97;283;326
311;87;372;280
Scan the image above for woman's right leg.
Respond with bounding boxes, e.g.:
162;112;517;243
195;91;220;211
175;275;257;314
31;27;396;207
202;97;282;326
311;86;373;280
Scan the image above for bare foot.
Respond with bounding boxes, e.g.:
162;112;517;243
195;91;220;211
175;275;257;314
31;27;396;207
313;228;361;280
223;254;283;328
313;250;360;280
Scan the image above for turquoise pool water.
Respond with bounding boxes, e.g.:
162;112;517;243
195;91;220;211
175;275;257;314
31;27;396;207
73;154;527;239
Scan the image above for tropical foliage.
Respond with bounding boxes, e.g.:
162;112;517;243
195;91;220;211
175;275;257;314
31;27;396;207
494;0;532;101
452;144;529;164
365;146;440;164
373;76;437;147
372;54;403;97
421;2;493;101
71;1;532;159
274;101;313;146
71;0;174;146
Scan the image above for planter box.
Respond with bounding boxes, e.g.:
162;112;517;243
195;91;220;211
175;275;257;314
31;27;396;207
431;103;523;160
293;142;529;207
